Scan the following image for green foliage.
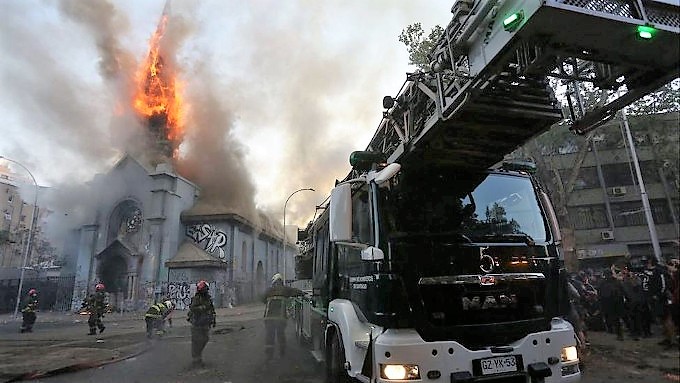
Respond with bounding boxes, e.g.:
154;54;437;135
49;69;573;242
398;23;444;70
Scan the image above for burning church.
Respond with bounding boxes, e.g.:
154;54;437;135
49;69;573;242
69;3;289;311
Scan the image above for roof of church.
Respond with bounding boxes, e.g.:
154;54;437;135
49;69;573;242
165;241;227;269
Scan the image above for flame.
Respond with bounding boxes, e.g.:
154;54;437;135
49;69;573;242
132;14;185;157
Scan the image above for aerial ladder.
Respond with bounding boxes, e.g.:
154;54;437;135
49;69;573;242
369;0;679;170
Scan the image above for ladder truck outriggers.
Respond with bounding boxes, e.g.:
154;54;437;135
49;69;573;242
292;0;679;382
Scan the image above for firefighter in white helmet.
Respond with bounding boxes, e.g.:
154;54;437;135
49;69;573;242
262;273;303;360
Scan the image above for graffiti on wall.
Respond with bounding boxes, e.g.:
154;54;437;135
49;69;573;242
167;282;194;310
186;224;227;259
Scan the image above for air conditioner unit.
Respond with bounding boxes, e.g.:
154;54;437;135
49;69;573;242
611;186;627;196
601;230;615;241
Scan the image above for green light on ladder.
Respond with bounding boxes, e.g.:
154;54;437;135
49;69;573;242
637;25;656;39
503;11;524;32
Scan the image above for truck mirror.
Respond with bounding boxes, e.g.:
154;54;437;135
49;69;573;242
361;246;384;261
329;183;352;242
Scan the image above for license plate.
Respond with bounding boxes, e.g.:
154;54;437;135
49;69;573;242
479;355;518;375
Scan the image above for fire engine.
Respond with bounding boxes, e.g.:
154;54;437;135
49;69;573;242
292;0;679;382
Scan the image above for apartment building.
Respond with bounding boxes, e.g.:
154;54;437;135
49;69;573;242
525;112;679;269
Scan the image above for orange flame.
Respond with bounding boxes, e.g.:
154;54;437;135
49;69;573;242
132;14;184;157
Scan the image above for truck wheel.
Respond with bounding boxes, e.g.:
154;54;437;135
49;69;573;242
326;333;351;383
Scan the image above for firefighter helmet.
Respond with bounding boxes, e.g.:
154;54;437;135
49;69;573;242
271;273;283;285
28;288;37;296
196;280;209;292
95;283;105;292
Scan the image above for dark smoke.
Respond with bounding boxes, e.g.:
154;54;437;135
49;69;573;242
58;0;135;80
176;66;258;224
2;0;447;249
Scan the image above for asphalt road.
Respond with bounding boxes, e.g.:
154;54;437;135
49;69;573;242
4;310;676;383
32;318;324;383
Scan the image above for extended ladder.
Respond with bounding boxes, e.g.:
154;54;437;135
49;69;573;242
368;0;679;169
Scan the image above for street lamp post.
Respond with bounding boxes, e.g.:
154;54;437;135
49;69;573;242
282;188;314;284
0;156;39;319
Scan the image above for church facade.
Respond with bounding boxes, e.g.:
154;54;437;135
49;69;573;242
70;155;291;311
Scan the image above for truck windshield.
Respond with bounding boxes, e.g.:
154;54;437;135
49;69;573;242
383;170;547;243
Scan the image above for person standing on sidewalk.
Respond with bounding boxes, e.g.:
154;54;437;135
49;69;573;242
20;288;38;333
83;283;107;335
262;273;304;360
187;280;216;367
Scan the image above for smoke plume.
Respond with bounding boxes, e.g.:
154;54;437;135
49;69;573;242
1;0;447;250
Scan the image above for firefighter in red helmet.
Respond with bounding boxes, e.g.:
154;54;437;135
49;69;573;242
82;283;107;335
20;288;38;333
187;280;215;367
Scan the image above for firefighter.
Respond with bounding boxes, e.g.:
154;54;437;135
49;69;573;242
187;280;216;367
145;300;174;339
84;283;107;335
20;288;38;333
262;273;303;360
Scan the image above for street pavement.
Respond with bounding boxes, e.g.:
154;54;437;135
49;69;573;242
1;303;323;383
1;305;678;383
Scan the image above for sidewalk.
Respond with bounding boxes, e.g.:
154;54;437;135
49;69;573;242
0;303;264;382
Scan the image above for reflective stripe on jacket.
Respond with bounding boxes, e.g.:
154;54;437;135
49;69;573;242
145;303;168;319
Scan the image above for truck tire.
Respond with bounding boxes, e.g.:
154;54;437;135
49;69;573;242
326;333;352;383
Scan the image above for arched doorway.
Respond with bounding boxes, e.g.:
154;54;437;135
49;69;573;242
98;253;128;310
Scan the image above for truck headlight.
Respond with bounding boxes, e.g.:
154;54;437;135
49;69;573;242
380;364;420;380
561;346;578;362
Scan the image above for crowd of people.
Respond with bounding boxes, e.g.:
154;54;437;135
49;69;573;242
568;257;680;349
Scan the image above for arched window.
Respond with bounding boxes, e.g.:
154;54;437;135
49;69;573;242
107;199;142;245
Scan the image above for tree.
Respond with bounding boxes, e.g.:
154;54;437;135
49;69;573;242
398;23;443;71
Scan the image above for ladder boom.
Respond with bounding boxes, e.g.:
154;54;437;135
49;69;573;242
368;0;679;170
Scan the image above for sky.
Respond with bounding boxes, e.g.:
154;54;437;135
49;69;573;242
0;0;453;230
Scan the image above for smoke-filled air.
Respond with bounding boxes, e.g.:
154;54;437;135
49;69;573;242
0;0;450;245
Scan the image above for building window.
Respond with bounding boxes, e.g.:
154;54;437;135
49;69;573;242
650;199;674;224
569;205;608;230
611;201;646;227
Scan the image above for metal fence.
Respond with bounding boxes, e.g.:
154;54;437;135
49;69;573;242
0;275;75;313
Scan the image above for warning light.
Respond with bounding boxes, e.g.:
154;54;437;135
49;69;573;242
503;11;524;32
637;25;656;39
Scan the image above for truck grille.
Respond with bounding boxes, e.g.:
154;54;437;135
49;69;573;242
415;274;550;347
